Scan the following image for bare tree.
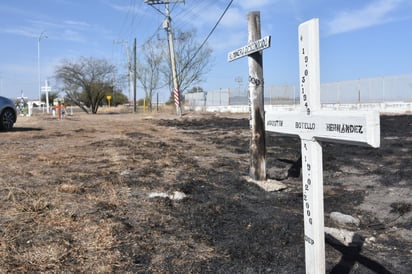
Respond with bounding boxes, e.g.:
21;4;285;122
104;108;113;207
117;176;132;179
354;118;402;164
137;39;167;110
167;29;213;100
55;57;117;114
138;29;212;106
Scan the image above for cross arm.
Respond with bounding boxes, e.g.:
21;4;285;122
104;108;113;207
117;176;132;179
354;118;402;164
266;110;380;148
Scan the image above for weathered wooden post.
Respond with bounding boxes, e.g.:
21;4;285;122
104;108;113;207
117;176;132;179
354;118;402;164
228;11;271;181
248;12;266;180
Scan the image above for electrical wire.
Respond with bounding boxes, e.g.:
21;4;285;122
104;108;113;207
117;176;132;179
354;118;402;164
180;0;234;73
172;0;211;31
145;21;165;45
133;0;234;86
117;0;141;40
148;4;165;16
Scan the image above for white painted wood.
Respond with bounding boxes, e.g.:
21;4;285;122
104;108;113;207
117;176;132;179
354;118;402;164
228;36;271;62
301;139;325;274
265;18;380;274
299;19;320;114
266;110;380;147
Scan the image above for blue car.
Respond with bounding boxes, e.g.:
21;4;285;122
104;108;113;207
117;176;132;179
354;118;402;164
0;96;17;130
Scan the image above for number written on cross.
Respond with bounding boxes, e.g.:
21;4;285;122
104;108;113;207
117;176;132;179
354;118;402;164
265;18;380;274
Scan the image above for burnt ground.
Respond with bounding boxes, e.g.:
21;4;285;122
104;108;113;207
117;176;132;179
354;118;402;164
0;110;411;273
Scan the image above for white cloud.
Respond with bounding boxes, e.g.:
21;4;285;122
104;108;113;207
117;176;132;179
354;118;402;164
327;0;404;35
62;20;92;29
0;4;36;18
176;2;221;28
110;3;147;16
236;0;274;10
1;17;111;44
60;29;86;43
2;26;38;38
210;30;246;52
220;7;247;29
172;1;247;52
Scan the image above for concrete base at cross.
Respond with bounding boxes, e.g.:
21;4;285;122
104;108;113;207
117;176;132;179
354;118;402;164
244;176;287;192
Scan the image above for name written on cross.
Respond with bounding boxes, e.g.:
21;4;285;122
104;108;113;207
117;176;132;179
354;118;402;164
227;36;271;62
265;18;380;274
266;111;379;147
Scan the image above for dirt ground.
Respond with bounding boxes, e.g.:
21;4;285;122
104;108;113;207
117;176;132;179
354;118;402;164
0;109;411;273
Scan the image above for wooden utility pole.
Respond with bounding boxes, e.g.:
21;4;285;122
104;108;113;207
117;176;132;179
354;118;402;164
165;2;181;115
145;0;184;116
247;12;266;180
133;38;137;113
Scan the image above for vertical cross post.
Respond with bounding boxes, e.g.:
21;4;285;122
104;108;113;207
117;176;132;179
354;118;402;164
41;80;51;114
248;12;266;180
265;18;380;273
299;18;325;273
227;12;271;181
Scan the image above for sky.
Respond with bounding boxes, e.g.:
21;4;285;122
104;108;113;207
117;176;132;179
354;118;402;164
0;0;411;101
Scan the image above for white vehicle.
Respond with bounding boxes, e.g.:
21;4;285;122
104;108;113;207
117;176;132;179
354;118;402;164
0;96;17;130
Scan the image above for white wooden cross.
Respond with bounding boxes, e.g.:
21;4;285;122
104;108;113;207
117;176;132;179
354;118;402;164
265;18;380;273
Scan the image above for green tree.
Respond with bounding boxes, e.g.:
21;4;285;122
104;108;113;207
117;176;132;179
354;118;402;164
55;57;117;114
41;91;60;105
106;88;129;106
187;86;204;94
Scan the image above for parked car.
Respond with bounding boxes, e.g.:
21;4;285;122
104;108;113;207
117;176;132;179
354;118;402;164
0;96;17;130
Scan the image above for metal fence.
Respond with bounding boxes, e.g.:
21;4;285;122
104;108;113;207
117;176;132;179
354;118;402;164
321;74;412;103
185;74;412;108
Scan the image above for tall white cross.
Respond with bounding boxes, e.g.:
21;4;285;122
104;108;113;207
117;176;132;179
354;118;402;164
41;79;51;114
265;18;380;273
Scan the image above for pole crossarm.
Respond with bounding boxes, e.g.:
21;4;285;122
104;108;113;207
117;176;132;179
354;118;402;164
144;0;184;5
266;110;380;147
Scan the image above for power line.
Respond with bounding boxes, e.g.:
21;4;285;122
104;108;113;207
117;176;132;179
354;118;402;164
197;0;233;57
181;0;234;74
145;0;185;115
172;0;212;31
148;4;165;16
145;22;166;44
117;0;140;40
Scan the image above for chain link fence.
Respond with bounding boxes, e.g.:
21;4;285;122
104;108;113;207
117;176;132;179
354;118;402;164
185;74;412;109
322;74;412;103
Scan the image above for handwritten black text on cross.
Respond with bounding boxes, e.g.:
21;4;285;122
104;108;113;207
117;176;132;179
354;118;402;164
265;18;380;274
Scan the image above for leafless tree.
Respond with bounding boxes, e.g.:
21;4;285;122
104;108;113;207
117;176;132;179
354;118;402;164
55;57;117;114
139;29;213;106
172;29;213;95
137;39;167;110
